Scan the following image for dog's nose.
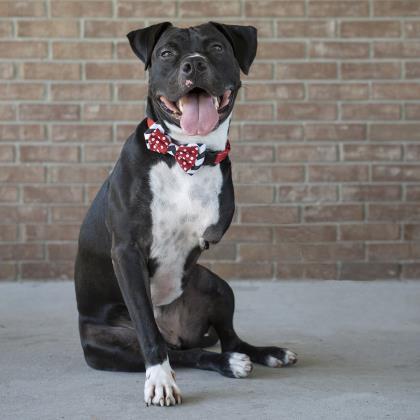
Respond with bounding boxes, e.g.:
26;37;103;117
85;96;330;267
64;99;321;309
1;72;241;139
181;57;208;76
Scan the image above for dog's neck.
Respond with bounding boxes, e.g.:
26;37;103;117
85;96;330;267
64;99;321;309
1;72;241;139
163;114;232;151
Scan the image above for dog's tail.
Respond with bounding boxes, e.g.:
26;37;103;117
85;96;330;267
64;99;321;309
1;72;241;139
198;326;219;348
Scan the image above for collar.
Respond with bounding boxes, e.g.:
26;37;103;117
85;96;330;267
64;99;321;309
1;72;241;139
144;118;230;175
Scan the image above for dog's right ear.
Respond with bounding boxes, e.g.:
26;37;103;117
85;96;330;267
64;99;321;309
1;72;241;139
127;22;172;70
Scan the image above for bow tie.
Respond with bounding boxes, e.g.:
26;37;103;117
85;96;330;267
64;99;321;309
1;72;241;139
144;118;230;175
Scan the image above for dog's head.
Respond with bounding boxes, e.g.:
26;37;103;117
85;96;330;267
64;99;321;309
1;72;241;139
127;22;257;137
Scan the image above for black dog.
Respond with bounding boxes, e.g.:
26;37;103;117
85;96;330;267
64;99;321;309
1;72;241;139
75;22;297;407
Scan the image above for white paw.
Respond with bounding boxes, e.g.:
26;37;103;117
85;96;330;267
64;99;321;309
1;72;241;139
144;358;182;407
265;349;298;368
229;352;253;378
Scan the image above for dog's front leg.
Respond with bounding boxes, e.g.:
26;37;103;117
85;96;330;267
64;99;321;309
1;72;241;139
111;241;182;406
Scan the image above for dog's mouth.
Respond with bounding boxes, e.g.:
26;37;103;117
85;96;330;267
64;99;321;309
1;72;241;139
158;87;233;136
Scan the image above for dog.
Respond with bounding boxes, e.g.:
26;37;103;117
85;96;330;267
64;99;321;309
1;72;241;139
74;21;297;407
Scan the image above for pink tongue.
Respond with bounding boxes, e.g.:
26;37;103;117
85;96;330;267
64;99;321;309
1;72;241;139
180;92;219;136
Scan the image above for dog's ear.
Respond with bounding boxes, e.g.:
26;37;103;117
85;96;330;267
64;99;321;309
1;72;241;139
209;22;257;75
127;22;172;69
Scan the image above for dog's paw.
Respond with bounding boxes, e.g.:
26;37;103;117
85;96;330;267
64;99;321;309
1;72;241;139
263;348;298;368
144;358;182;407
222;352;253;378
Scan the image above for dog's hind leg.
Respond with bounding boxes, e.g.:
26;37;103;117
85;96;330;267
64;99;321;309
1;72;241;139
193;264;298;369
79;319;251;378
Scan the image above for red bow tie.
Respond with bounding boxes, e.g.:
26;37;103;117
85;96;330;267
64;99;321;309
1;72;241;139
144;119;230;175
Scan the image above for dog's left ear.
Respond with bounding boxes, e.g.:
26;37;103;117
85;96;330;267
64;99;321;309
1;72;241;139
127;22;172;69
210;22;257;75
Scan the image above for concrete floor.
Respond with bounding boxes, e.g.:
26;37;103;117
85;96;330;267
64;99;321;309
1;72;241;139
1;281;420;420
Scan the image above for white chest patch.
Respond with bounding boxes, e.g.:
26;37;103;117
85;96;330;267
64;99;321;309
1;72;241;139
148;161;223;306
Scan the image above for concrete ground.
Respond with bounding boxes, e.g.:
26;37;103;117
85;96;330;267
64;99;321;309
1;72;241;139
1;281;420;420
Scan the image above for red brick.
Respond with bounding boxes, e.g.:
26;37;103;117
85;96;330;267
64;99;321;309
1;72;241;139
84;20;140;38
402;264;420;279
246;1;305;17
277;20;335;37
0;167;45;183
223;225;272;243
83;104;144;121
242;124;303;141
374;41;420;58
0;186;18;203
180;1;240;17
86;63;145;80
309;83;368;100
406;145;420;161
368;243;420;261
0;63;14;79
371;124;420;141
244;63;273;80
374;1;420;16
53;42;112;59
241;206;299;224
304;205;364;222
212;262;273;279
235;165;304;184
277;63;337;80
276;145;336;162
51;206;87;222
258;42;305;59
244;83;304;100
278;103;337;121
275;225;336;242
0;225;17;241
308;1;369;17
0;145;14;162
24;224;80;241
305;124;366;141
20;146;78;163
343;145;402;161
52;1;112;17
0;263;17;280
277;263;337;280
23;63;81;80
309;165;368;182
0;83;44;100
341;63;401;80
342;185;402;202
302;243;365;261
406;104;420;120
310;42;369;58
51;83;111;101
201;244;237;261
0;105;16;120
240;243;301;262
48;243;77;261
0;2;46;17
20;104;79;121
116;124;138;141
373;165;420;182
241;21;274;38
231;145;273;163
405;22;420;38
404;224;420;240
49;166;109;184
0;206;47;223
21;262;74;280
84;145;122;162
233;103;274;121
340;263;400;280
372;83;420;100
18;20;79;37
0;125;45;142
342;104;401;120
23;186;83;204
406;186;420;201
117;84;148;101
277;185;337;203
118;1;176;17
0;41;47;58
341;224;400;241
0;21;12;37
0;244;44;261
235;186;274;204
51;124;112;142
341;21;400;38
369;204;420;221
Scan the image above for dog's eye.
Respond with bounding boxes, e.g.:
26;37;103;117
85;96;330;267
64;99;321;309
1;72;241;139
160;50;173;58
212;44;223;52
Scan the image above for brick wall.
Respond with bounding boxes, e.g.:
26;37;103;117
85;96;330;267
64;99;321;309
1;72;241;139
1;0;420;281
